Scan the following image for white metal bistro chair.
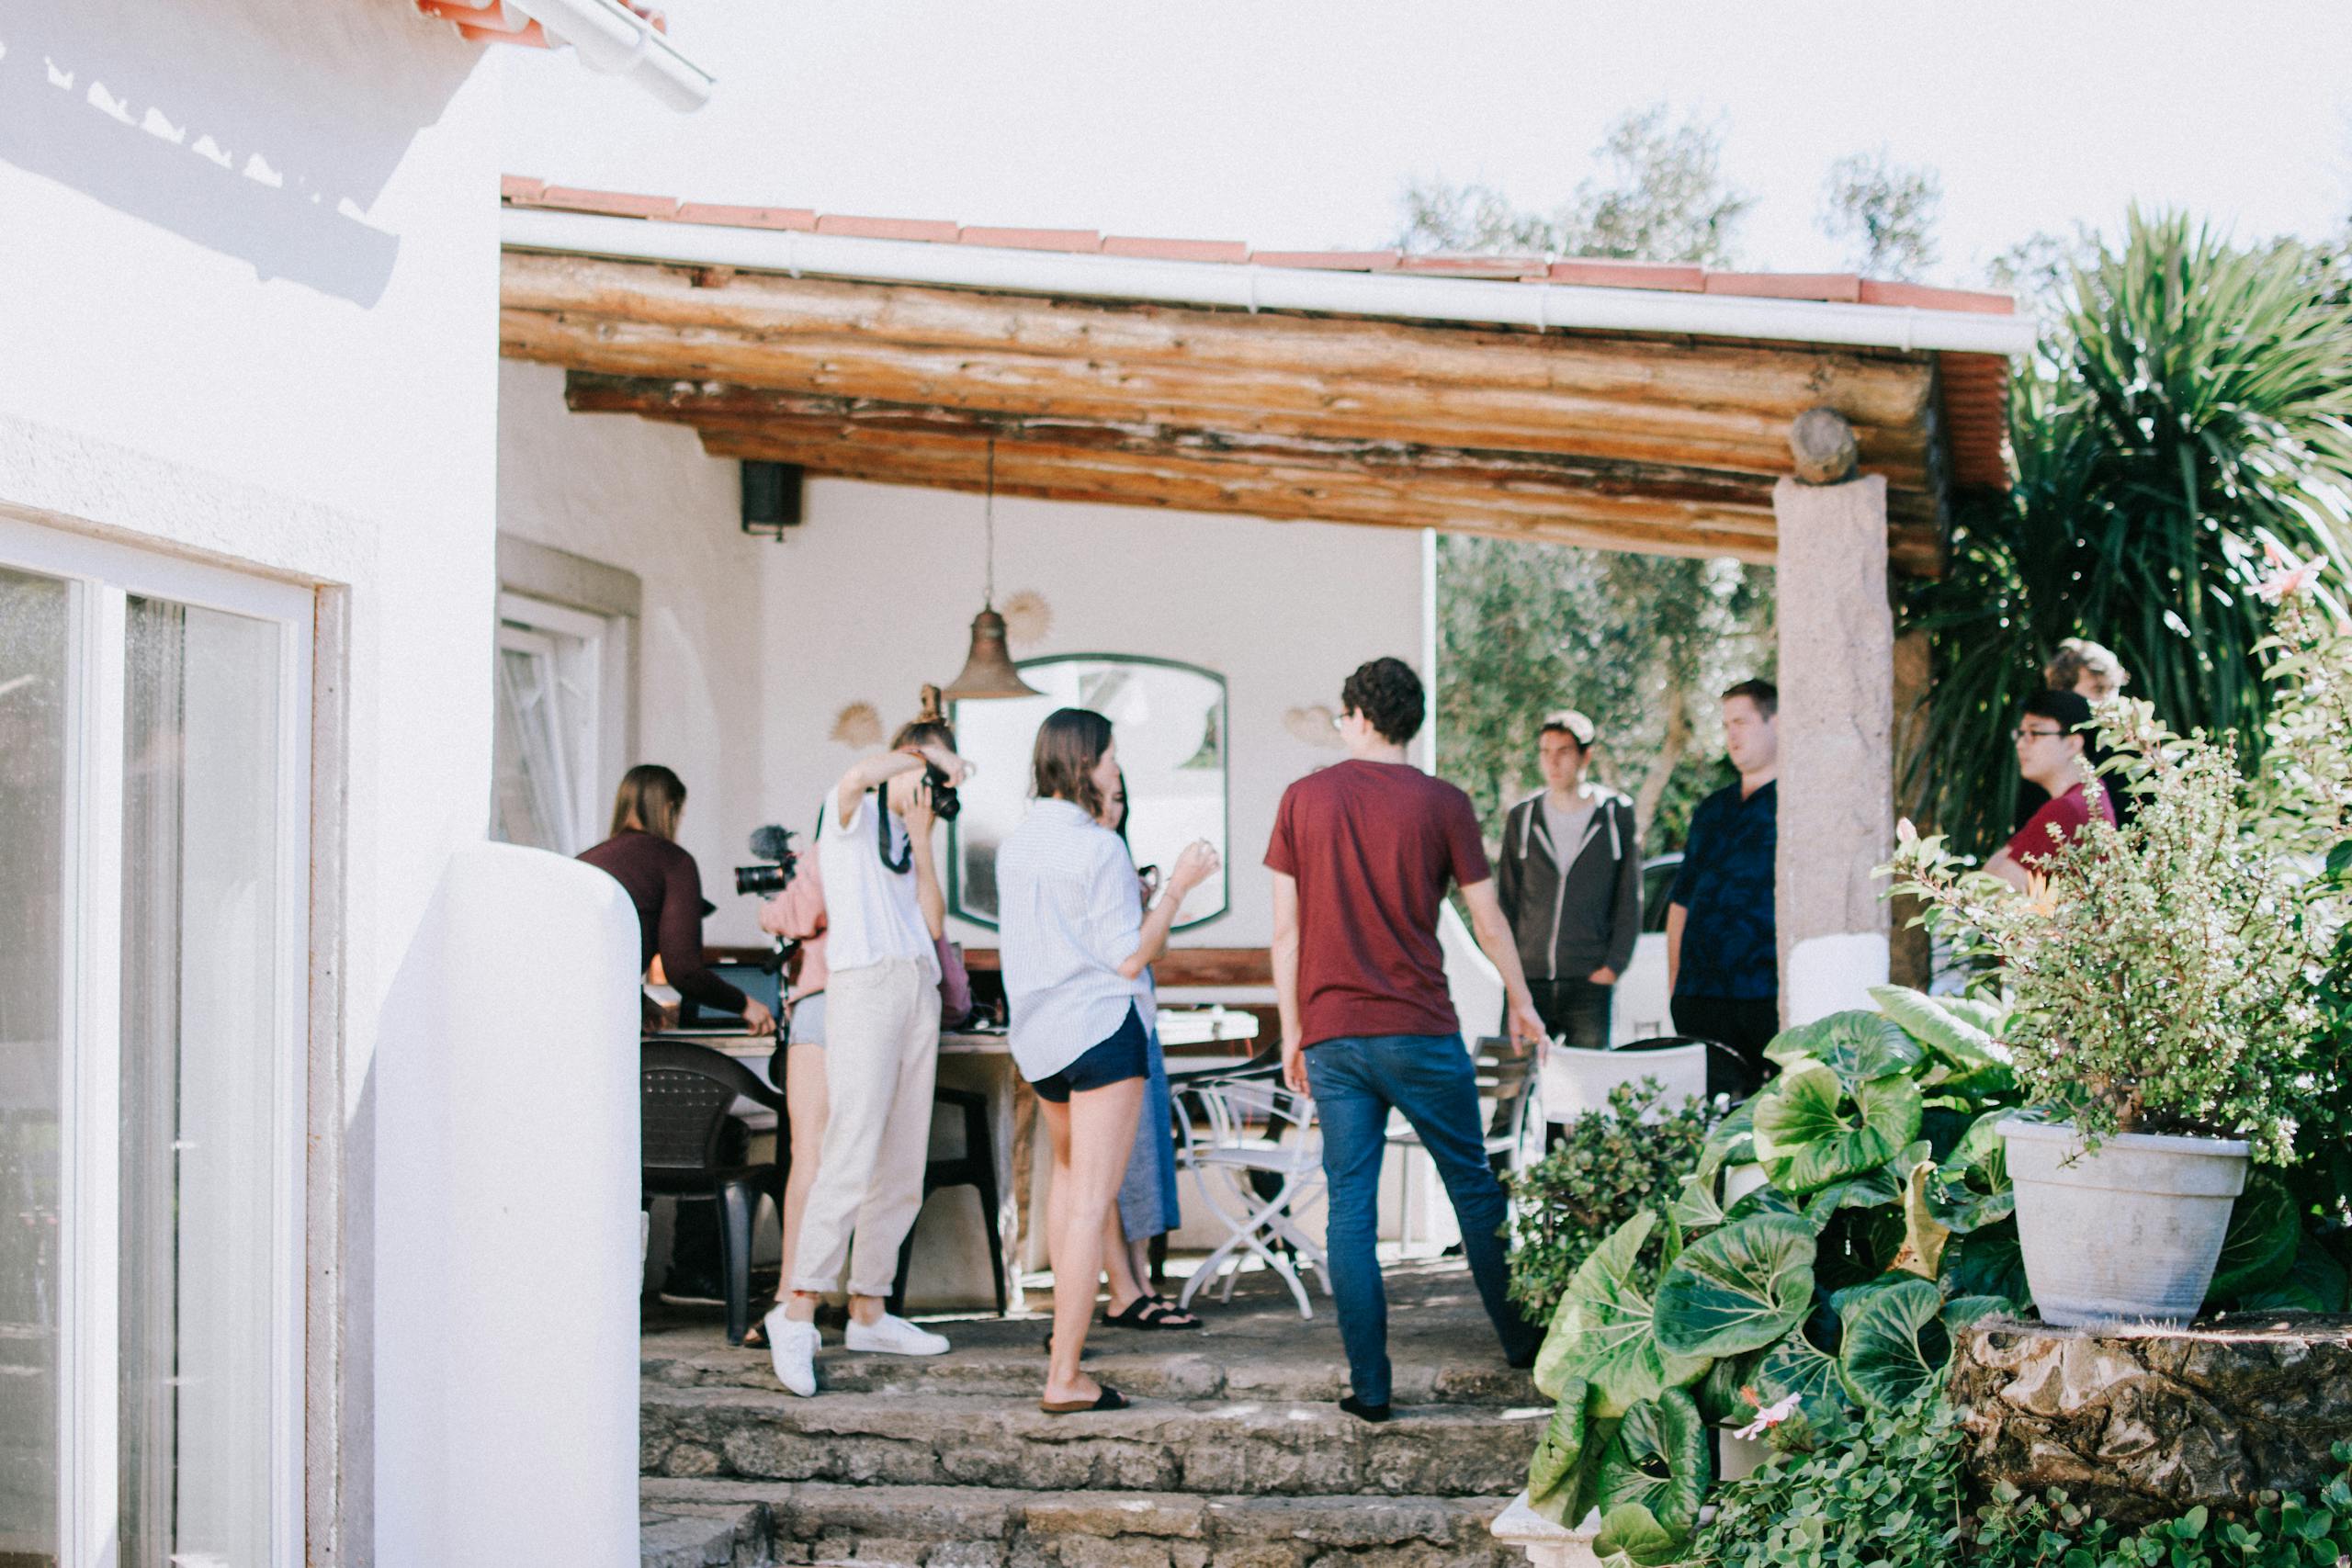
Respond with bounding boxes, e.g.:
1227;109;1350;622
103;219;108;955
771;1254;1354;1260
1388;1035;1544;1253
1174;1069;1329;1319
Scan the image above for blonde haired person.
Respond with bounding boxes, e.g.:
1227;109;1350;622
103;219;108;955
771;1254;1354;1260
763;727;969;1396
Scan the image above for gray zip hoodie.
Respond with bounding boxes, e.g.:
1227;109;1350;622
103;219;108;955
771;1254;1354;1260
1494;786;1643;983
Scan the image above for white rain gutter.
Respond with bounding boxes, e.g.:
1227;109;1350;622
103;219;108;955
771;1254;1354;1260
511;0;713;112
501;208;2037;357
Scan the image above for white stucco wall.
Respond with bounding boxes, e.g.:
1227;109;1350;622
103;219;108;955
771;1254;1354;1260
493;365;1431;951
495;359;774;942
0;0;504;1554
769;479;1428;950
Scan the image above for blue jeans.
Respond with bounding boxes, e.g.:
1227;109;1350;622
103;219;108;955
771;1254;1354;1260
1116;1028;1181;1239
1306;1033;1542;1406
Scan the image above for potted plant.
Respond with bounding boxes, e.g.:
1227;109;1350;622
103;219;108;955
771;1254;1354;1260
1887;562;2350;1327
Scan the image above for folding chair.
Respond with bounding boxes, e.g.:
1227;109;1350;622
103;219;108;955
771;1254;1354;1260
1388;1036;1542;1253
1173;1068;1329;1318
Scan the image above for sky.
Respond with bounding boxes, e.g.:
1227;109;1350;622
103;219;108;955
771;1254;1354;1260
498;2;2352;288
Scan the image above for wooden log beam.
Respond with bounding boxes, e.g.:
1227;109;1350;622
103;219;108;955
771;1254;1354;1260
694;423;1939;567
502;250;1939;429
566;373;1786;510
505;306;1939;482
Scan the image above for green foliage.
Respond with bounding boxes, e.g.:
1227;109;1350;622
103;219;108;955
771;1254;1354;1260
1752;1061;1925;1194
1891;695;2324;1165
1432;532;1770;850
1653;1212;1817;1358
1534;1209;1709;1420
1906;209;2352;863
1693;1405;2352;1568
1595;1388;1713;1545
1396;104;1753;265
1685;1395;1968;1568
1507;1078;1715;1322
1819;149;1943;280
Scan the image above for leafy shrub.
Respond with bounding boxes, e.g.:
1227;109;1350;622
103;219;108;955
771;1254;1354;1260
1689;1400;2352;1568
1506;1077;1714;1320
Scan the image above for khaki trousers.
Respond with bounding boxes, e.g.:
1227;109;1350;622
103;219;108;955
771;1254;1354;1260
788;957;940;1299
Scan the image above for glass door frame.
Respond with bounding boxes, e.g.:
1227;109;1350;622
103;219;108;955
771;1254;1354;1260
0;514;313;1568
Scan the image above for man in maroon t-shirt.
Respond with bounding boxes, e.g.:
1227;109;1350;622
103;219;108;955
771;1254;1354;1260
1988;687;2115;891
1266;657;1545;1423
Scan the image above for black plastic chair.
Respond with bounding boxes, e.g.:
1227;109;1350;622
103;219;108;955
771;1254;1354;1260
886;1086;1008;1318
641;1039;787;1346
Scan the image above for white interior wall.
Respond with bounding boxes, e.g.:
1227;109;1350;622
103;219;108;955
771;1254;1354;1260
771;480;1428;950
496;360;773;942
495;367;1431;951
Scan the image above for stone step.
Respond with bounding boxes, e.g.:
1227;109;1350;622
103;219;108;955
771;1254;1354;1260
642;1385;1545;1499
641;1477;1522;1568
641;1498;769;1568
642;1328;1536;1408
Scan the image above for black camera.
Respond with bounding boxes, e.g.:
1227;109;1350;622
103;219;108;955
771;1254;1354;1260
922;763;961;822
734;824;800;897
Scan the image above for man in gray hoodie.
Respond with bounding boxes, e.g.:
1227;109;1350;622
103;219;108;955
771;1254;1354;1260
1494;712;1643;1048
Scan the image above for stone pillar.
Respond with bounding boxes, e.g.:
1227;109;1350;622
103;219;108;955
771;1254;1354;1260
1773;467;1894;1025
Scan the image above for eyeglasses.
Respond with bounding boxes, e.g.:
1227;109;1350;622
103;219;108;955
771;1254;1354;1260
2011;727;2066;743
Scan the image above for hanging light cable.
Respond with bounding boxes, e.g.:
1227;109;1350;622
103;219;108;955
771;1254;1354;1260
944;438;1042;700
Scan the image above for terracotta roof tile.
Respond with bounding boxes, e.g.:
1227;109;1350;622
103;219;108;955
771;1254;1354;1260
1545;259;1705;292
1102;236;1251;264
1858;279;2016;315
956;226;1101;253
814;214;961;243
1246;250;1401;272
1703;271;1864;303
1396;254;1548;280
673;201;818;231
528;185;680;220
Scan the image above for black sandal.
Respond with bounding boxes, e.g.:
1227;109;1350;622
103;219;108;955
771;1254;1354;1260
1041;1384;1128;1415
1103;1295;1202;1331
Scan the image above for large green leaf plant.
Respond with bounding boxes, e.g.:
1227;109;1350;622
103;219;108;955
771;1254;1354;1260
1524;987;2030;1562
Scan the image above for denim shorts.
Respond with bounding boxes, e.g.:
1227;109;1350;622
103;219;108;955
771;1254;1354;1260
786;991;825;1046
1030;1002;1149;1103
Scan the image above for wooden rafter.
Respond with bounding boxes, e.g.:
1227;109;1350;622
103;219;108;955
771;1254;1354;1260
502;247;1960;571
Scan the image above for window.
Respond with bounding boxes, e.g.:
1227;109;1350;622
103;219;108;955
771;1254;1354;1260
0;517;311;1568
949;655;1229;930
491;592;609;855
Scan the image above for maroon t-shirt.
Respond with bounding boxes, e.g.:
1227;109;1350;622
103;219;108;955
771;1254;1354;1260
1264;760;1493;1047
2005;781;2114;871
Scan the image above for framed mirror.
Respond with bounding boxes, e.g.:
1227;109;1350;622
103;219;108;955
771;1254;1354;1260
949;654;1228;931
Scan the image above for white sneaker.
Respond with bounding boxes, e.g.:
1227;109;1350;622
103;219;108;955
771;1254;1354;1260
843;1312;950;1357
764;1310;820;1396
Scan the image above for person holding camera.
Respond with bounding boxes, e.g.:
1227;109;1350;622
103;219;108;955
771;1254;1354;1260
763;728;969;1397
996;709;1220;1414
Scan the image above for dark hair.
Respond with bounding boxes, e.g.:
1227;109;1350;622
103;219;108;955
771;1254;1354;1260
1031;707;1115;818
1722;679;1779;720
610;763;685;840
1340;657;1426;745
2023;687;2095;739
1539;710;1596;750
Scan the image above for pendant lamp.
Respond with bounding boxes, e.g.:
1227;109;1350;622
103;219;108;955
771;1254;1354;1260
944;441;1043;700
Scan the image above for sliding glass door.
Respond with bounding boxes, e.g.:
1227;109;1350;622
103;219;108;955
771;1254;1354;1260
0;519;310;1568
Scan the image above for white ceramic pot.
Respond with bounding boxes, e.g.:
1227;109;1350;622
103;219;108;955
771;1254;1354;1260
1998;1119;2249;1328
1489;1494;1601;1568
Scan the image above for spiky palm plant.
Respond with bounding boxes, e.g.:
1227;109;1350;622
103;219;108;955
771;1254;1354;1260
1907;209;2352;856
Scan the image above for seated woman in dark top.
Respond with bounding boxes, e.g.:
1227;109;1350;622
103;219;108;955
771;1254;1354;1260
580;763;775;1036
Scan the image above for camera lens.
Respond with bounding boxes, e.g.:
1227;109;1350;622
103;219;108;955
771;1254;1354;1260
734;862;792;897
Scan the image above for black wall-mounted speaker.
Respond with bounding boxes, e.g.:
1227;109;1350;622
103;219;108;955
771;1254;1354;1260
741;461;803;540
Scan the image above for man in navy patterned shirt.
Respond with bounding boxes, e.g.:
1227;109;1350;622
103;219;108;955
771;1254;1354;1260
1666;679;1780;1097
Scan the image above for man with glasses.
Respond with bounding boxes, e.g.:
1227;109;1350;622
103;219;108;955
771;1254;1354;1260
1987;688;2113;891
